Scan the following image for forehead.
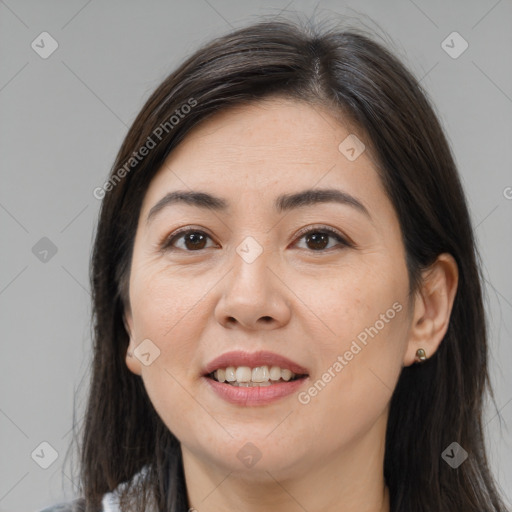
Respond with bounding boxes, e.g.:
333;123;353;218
141;97;383;214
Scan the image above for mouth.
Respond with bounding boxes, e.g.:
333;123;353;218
202;351;310;405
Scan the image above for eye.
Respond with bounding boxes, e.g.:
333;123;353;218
160;225;352;253
293;225;352;252
161;228;216;252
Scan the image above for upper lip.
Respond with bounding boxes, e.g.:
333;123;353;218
203;350;309;376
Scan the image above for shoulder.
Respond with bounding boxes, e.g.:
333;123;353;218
37;466;151;512
37;490;122;512
37;498;85;512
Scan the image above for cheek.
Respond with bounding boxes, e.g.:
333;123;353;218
129;263;211;340
127;265;212;414
128;267;215;439
295;260;409;432
299;255;409;355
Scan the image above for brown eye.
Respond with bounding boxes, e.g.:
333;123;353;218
304;232;330;250
294;227;351;252
162;226;351;253
163;230;215;251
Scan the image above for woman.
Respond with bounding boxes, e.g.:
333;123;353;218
40;18;509;512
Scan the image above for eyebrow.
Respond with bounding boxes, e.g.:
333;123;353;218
146;188;371;226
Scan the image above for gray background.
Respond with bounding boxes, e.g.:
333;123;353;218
0;1;511;511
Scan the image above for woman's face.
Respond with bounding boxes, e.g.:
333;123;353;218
125;97;414;479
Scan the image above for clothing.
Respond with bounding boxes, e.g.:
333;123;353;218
36;490;120;512
36;466;149;512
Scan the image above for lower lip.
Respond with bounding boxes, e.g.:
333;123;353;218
203;376;309;406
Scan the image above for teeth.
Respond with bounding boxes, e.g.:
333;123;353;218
229;381;272;387
281;369;293;381
235;366;251;382
252;366;269;382
269;366;282;381
225;367;235;382
212;365;300;385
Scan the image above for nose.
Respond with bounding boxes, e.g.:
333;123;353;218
214;243;291;331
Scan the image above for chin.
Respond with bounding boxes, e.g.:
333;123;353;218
188;433;310;480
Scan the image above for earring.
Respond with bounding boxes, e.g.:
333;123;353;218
415;348;427;363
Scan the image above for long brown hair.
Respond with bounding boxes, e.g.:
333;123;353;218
70;17;509;512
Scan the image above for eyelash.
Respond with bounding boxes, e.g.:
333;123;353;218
160;225;353;253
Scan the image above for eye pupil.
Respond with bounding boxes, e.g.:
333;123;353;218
185;232;207;250
306;232;329;250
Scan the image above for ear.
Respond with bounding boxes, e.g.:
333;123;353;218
123;308;142;376
404;253;459;366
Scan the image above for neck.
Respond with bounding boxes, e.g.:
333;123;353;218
182;413;390;512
